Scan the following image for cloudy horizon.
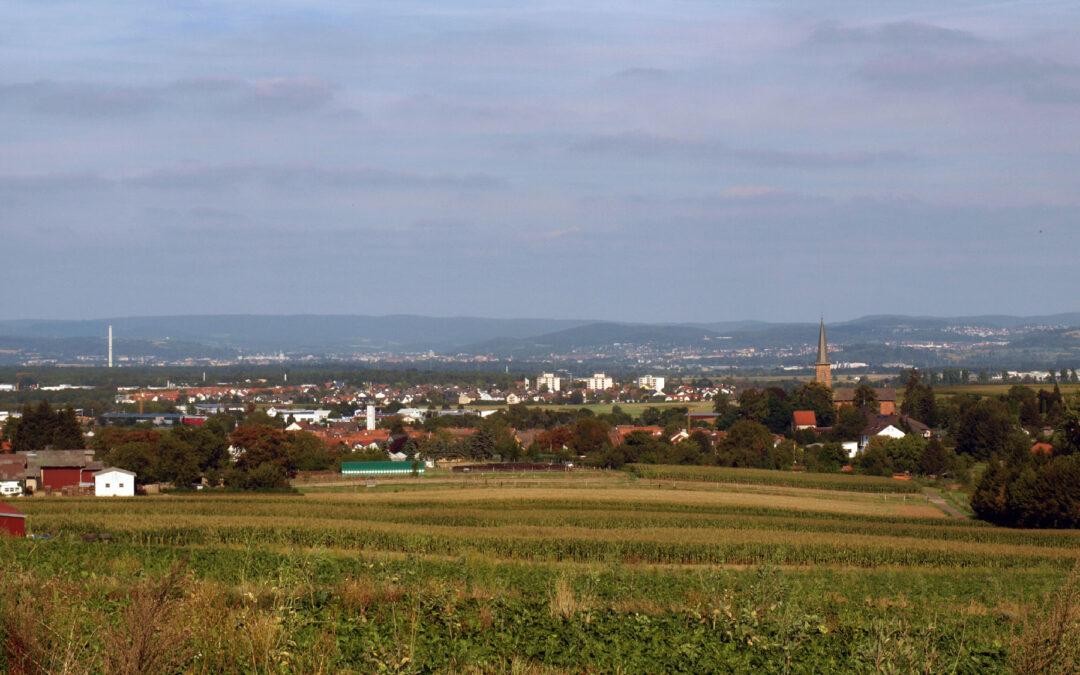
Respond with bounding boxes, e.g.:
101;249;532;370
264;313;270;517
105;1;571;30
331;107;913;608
3;1;1078;323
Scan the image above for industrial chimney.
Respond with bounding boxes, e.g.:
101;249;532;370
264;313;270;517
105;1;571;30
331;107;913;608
108;325;113;368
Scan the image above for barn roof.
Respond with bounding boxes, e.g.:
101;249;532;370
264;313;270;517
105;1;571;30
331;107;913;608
0;503;26;518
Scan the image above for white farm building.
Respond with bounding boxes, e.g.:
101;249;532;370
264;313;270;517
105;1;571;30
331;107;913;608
94;468;136;497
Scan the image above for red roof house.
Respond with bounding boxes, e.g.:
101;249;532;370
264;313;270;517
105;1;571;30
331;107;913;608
792;411;817;431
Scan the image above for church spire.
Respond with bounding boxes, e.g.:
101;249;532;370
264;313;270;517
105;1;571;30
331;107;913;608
816;317;829;366
814;318;832;389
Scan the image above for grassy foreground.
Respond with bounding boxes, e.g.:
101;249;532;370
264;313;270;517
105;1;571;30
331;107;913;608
2;470;1078;673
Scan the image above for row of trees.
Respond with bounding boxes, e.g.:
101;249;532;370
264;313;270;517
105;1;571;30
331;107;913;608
972;448;1080;528
92;417;350;490
1;400;85;451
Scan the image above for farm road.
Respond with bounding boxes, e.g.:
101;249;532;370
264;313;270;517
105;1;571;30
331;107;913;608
922;488;968;519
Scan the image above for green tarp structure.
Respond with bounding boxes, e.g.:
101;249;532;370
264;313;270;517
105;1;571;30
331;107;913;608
341;461;423;476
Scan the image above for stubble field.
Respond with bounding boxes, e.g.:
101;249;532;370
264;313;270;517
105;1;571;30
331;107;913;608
2;470;1078;673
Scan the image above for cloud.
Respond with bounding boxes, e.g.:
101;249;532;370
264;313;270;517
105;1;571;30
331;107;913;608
0;81;160;118
859;49;1080;91
232;77;336;114
125;164;504;191
536;226;580;240
0;165;504;199
809;21;983;48
611;67;670;82
570;132;908;168
0;76;342;119
0;173;112;193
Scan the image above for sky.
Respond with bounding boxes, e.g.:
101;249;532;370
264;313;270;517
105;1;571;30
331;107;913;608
2;0;1079;323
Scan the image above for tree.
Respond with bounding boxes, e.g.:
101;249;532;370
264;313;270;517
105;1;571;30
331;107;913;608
954;398;1014;460
852;382;879;414
762;389;794;435
737;389;769;426
1;416;19;447
790;382;836;428
899;370;938;428
918;437;951;476
833;406;867;442
289;431;337;471
571;418;611;455
13;401;54;451
805;443;847;473
230;424;295;476
155;435;201;488
883;434;925;475
103;441;158;483
1007;385;1040;427
712;393;731;415
972;453;1080;528
716;420;774;468
468;425;496;459
51;406;85;449
854;436;892;476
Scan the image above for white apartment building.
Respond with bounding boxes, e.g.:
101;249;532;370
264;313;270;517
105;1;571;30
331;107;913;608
586;373;614;391
537;372;562;392
636;375;665;393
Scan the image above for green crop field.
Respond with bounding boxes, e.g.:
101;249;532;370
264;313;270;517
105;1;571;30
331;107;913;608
2;469;1078;673
935;383;1080;397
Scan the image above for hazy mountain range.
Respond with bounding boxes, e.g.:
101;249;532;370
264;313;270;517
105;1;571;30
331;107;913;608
1;313;1079;368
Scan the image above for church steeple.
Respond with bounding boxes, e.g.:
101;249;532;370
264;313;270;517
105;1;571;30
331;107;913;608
815;318;832;389
816;318;829;366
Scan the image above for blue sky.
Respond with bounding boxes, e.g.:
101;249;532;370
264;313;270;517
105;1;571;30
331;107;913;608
2;1;1078;322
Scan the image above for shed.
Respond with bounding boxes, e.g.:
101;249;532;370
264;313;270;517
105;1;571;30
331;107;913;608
341;461;423;477
0;503;26;538
94;468;137;497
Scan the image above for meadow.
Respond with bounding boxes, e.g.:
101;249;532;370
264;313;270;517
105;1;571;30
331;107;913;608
1;470;1078;673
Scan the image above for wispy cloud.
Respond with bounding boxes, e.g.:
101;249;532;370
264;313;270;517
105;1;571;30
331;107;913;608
536;226;580;240
0;76;345;119
809;21;983;48
859;49;1080;90
570;132;909;168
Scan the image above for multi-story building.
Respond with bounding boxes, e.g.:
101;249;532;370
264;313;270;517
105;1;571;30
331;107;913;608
636;375;665;393
586;373;614;391
537;372;562;393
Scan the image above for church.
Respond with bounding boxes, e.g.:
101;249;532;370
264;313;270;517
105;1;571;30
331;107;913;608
813;320;895;415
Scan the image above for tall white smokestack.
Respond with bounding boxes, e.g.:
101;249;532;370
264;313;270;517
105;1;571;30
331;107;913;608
366;404;376;431
108;325;113;368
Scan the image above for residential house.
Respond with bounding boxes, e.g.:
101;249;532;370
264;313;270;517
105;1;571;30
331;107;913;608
792;410;817;432
858;414;931;452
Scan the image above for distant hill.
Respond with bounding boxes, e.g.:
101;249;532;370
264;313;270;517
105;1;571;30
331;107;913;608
1;312;1079;367
461;322;727;357
0;315;592;352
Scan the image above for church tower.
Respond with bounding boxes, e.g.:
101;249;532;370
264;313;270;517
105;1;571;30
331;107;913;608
815;318;832;389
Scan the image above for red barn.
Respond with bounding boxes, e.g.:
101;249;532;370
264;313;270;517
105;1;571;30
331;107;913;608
0;503;26;538
24;450;102;493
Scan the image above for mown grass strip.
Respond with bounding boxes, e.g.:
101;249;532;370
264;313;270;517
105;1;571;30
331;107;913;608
626;464;921;493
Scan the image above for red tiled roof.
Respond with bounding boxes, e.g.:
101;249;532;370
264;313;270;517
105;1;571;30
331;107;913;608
1031;442;1054;455
792;411;817;427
